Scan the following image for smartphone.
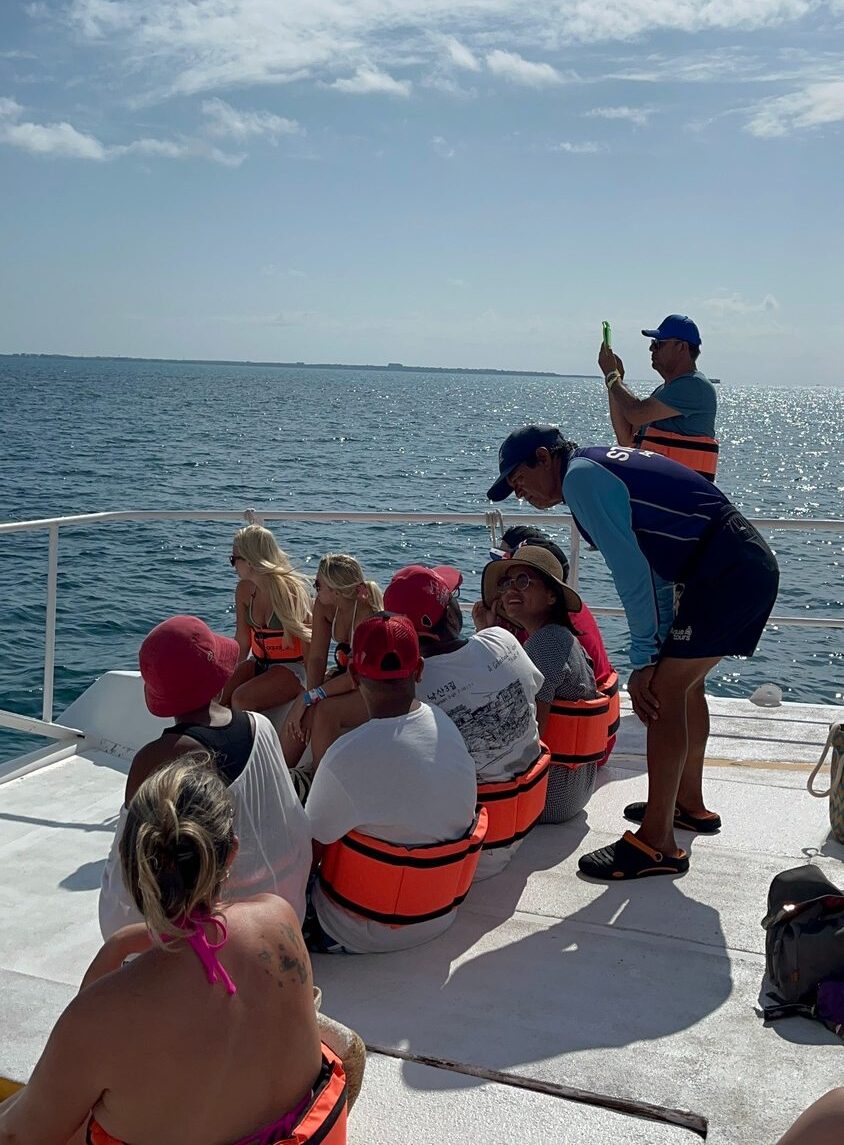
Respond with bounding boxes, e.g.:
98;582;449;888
602;321;612;349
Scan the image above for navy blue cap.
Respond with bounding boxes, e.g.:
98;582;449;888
641;314;701;347
487;425;564;502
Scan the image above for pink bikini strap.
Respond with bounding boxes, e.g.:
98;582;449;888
182;914;238;995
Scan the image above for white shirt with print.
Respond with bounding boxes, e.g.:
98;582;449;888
417;627;545;879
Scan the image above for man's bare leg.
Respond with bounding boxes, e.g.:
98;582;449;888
675;677;719;819
638;656;720;856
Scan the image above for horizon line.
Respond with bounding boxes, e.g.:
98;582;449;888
0;351;601;380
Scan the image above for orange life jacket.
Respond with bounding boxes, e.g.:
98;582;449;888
635;427;719;480
250;627;304;664
598;670;620;739
543;694;611;770
596;670;620;768
477;747;551;849
277;1046;348;1145
86;1046;347;1145
319;810;488;927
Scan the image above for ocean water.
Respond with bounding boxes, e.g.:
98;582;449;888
0;355;841;763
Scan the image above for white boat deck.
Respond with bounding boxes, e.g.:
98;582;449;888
1;673;842;1144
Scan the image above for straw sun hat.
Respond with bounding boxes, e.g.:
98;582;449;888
481;545;583;615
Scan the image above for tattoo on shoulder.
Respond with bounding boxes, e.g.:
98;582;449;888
255;927;310;989
279;922;304;950
277;943;309;986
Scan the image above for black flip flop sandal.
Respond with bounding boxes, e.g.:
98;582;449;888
623;801;721;834
578;831;689;880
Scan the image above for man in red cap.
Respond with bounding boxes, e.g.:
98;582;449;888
384;565;545;879
99;615;312;938
304;612;478;953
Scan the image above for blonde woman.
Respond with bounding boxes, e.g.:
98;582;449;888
221;525;312;713
0;758;349;1144
282;553;382;771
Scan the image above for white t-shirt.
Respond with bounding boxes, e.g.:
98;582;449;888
99;712;312;938
417;628;545;879
306;702;477;953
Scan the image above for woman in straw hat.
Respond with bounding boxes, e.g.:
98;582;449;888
479;545;599;823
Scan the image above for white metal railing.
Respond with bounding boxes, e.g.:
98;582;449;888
1;508;842;740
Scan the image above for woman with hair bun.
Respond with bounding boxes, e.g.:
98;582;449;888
282;553;382;774
0;758;352;1145
221;524;313;713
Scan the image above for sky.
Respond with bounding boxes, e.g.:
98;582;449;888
1;1;843;385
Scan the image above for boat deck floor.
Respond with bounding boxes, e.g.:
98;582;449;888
1;674;842;1144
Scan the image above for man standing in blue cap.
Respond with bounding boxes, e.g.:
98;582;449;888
598;314;720;480
485;427;779;880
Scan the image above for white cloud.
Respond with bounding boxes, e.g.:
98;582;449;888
0;97;106;158
331;67;411;97
0;97;24;118
54;1;836;119
486;50;563;88
559;0;813;44
114;137;246;166
442;36;480;72
585;105;652;126
700;292;781;315
0;95;242;163
745;80;844;137
201;97;300;140
550;140;604;153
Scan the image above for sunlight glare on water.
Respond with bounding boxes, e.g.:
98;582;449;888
0;357;841;761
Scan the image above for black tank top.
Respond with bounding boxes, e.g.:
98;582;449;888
166;710;254;785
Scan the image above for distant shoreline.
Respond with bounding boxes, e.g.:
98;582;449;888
0;352;592;380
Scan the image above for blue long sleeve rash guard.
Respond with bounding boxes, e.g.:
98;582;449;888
561;446;731;668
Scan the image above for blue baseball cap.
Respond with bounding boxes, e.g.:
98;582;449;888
487;424;564;502
641;314;701;346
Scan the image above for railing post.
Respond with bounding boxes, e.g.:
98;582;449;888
43;523;58;723
569;524;581;590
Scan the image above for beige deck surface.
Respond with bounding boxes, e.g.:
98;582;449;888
1;672;842;1143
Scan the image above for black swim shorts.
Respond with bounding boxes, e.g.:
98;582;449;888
660;511;779;661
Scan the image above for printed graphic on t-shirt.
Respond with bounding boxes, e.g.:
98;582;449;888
441;679;532;762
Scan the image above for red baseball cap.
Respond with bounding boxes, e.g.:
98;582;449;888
383;565;463;636
139;615;240;717
351;612;421;681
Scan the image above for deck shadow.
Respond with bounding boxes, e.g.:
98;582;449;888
315;860;731;1094
59;858;106;891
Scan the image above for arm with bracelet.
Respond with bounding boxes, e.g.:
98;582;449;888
598;322;637;445
598;320;683;444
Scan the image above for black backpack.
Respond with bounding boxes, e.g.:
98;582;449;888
761;864;844;1034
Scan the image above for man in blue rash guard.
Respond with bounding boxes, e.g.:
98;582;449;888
486;425;779;880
